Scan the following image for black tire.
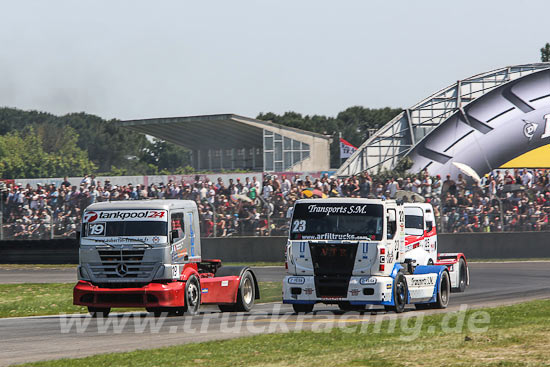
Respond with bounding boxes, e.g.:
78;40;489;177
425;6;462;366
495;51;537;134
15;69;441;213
292;303;314;313
185;275;201;315
386;273;408;313
235;271;256;312
434;271;450;309
452;258;467;293
218;270;256;313
88;307;110;318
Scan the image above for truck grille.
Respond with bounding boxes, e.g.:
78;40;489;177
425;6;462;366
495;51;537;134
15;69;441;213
89;249;156;279
309;242;358;276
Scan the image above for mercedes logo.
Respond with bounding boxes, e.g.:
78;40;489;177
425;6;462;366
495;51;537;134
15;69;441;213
116;263;128;277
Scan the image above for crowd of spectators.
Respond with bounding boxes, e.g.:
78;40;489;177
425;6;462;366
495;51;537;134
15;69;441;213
2;168;549;239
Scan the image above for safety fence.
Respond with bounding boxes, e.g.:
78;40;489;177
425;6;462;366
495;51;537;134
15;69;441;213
1;232;549;264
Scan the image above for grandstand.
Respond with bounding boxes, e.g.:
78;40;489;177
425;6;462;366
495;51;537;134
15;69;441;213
118;114;332;173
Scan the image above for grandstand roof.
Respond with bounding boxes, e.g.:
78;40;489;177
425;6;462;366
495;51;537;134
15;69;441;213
118;114;330;151
118;114;332;172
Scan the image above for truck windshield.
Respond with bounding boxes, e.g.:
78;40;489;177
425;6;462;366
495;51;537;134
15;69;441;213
290;203;383;240
83;221;168;237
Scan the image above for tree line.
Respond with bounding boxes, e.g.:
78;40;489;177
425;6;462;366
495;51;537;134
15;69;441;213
0;108;192;178
0;106;401;179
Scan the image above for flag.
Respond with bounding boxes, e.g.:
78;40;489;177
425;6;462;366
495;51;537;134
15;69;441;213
339;138;357;159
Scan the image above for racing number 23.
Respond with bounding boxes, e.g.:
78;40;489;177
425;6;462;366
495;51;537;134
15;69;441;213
292;220;306;232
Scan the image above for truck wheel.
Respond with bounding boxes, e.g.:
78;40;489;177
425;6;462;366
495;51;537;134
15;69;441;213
435;271;450;309
88;307;110;318
292;304;314;313
218;270;256;312
235;270;256;312
452;259;467;293
185;275;201;316
386;273;408;313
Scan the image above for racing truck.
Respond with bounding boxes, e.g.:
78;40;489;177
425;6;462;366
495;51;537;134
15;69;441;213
283;198;451;313
403;203;469;292
74;200;259;317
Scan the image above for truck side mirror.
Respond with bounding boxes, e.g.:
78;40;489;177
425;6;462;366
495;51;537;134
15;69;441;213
170;230;179;243
286;207;294;218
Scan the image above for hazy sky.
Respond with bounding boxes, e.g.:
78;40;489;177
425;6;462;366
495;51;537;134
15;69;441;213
1;0;549;121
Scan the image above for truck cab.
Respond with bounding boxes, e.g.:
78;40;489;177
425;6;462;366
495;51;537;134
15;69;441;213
74;200;259;317
283;198;451;313
404;203;437;266
403;203;469;293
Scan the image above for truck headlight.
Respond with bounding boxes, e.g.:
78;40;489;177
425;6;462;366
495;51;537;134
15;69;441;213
360;277;377;285
288;277;305;284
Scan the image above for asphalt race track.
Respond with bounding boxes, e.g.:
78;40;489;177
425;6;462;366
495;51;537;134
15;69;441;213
1;262;549;366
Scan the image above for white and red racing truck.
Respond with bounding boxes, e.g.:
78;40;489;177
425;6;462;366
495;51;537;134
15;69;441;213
74;200;259;317
403;203;469;292
283;198;453;313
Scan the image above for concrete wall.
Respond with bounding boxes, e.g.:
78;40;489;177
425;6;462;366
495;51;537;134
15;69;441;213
1;232;549;264
438;232;550;259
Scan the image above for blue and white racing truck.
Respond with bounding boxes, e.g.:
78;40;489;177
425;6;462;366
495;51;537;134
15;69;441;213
283;198;451;313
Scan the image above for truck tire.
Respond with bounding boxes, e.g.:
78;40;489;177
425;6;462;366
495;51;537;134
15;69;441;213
385;273;408;313
218;270;256;312
88;307;110;318
292;304;314;313
452;258;467;293
185;275;201;315
434;270;450;309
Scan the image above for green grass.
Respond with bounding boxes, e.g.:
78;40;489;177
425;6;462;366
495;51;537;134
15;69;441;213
21;299;550;367
0;281;282;318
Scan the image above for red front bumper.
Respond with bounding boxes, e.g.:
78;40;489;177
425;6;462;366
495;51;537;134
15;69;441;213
73;280;186;308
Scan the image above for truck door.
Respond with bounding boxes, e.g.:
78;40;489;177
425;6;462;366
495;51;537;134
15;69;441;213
386;208;398;265
170;211;187;263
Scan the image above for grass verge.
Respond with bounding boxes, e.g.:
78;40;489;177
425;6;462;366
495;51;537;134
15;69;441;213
0;281;282;318
21;299;550;367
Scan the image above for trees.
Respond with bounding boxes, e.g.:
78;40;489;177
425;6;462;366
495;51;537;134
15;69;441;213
541;43;550;62
0;105;402;177
0;128;96;178
0;108;191;178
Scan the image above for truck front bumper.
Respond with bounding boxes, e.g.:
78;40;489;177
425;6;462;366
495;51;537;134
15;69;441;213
282;275;394;305
73;280;186;308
